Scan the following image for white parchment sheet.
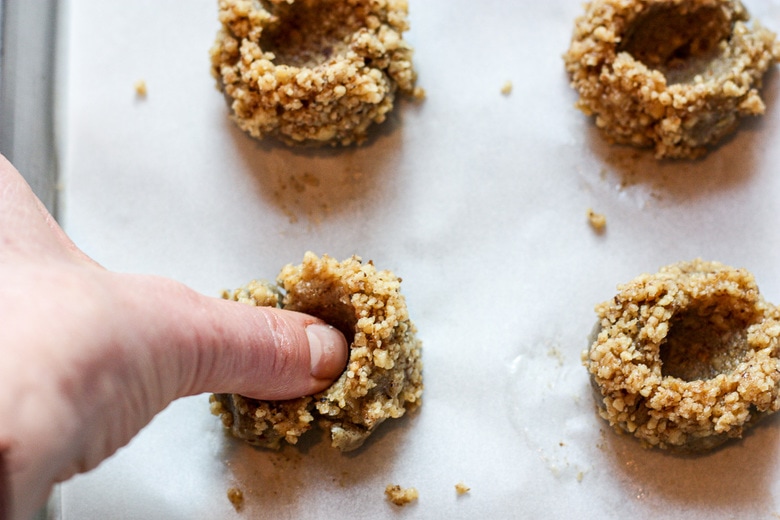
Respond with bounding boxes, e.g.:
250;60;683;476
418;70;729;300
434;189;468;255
54;0;780;518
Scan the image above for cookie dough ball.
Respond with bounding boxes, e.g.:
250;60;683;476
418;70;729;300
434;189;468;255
210;0;419;146
564;0;780;159
584;260;780;451
211;252;423;452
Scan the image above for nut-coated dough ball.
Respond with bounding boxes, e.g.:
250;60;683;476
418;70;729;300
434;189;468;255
210;0;419;146
564;0;780;158
210;252;423;452
584;259;780;451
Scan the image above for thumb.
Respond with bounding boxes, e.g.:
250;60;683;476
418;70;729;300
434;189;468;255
181;296;351;400
51;272;350;479
114;273;350;405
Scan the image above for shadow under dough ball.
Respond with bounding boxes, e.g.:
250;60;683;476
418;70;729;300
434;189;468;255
584;259;780;452
210;252;423;452
564;0;780;159
210;0;419;146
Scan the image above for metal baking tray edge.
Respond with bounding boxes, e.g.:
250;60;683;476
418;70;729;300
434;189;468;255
0;0;59;216
1;1;63;517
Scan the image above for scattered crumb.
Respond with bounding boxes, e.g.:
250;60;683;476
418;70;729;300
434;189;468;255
227;487;244;511
587;208;606;232
577;471;585;483
134;80;147;97
455;482;471;496
413;86;427;101
385;484;419;506
501;81;513;95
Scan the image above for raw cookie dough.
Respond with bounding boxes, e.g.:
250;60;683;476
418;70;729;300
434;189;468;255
584;259;780;451
564;0;780;159
210;0;419;146
210;252;423;452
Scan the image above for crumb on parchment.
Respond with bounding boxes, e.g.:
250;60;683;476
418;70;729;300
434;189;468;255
227;487;244;511
587;208;606;232
385;484;419;506
501;81;513;95
455;482;471;495
134;80;147;97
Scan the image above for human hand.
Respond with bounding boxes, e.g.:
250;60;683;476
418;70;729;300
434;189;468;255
0;155;348;520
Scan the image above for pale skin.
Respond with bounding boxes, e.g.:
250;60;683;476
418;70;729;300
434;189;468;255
0;155;349;520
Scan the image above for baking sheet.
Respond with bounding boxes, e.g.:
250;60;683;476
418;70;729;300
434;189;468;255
54;0;780;518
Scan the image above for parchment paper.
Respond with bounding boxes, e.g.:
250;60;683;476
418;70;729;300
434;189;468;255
54;0;780;518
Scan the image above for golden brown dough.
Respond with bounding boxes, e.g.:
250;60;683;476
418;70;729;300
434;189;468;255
584;259;780;451
564;0;780;158
210;252;423;451
210;0;419;146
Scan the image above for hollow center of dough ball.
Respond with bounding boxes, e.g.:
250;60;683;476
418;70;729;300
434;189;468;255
659;302;752;381
260;0;367;68
618;5;732;85
284;284;356;348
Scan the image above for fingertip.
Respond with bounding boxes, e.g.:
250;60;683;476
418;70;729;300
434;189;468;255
306;323;349;383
